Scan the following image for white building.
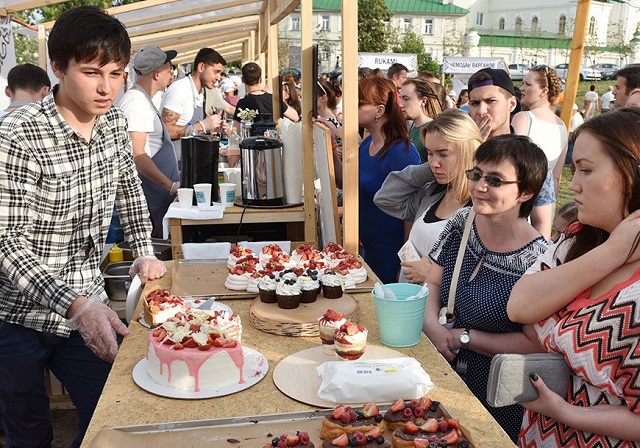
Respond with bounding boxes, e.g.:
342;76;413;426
277;0;640;72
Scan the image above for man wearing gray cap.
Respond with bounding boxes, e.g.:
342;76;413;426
117;45;179;237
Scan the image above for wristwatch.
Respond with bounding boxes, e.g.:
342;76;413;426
459;329;471;350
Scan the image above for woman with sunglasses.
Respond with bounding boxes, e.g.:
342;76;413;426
399;78;443;162
508;108;640;447
512;65;568;196
422;134;549;442
374;109;481;284
334;77;420;283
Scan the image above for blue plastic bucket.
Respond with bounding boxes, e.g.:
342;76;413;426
372;283;428;347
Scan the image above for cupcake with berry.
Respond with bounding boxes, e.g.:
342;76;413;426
263;432;313;448
298;269;321;303
257;274;278;303
334;321;368;360
276;277;302;309
321;271;346;299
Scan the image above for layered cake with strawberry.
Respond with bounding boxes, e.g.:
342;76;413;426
263;432;314;448
318;309;348;354
320;403;386;440
146;308;244;392
227;245;254;269
142;287;190;327
334;321;368;360
383;397;444;431
323;429;391;448
391;418;469;448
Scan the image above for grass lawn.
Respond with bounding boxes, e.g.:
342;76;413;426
557;164;574;208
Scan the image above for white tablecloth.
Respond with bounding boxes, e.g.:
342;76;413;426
162;202;225;239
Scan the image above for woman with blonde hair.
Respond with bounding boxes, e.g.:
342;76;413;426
400;78;443;162
375;109;481;283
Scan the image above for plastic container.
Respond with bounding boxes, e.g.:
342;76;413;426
372;283;428;347
103;261;134;302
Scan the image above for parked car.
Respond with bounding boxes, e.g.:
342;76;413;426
507;63;530;81
554;63;602;81
590;63;619;80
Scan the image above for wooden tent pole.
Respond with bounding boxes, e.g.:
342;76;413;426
341;1;358;254
561;0;591;131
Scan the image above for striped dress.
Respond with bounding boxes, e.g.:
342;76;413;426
519;226;640;447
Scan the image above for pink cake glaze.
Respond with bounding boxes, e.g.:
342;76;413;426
147;337;244;392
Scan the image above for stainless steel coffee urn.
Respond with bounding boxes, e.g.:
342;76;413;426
239;136;284;206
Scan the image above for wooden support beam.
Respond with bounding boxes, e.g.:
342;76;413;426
561;0;591;131
342;0;358;254
300;0;317;244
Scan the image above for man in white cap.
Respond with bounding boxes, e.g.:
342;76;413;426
117;45;179;237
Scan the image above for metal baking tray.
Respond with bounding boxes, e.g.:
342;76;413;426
90;404;475;447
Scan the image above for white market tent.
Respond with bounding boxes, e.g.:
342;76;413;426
0;0;361;254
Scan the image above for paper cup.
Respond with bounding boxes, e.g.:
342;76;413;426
193;183;212;209
219;182;236;208
177;188;193;208
372;283;428;348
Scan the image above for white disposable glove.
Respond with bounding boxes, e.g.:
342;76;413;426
202;113;222;133
129;255;166;284
67;297;129;363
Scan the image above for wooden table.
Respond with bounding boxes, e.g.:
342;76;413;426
81;261;514;447
169;204;306;259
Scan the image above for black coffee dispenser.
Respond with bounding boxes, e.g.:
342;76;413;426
251;113;277;137
180;135;220;202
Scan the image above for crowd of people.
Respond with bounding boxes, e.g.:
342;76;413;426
2;3;640;447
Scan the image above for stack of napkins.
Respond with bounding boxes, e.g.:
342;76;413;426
316;357;433;403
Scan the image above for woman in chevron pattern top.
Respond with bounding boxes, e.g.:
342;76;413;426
508;107;640;447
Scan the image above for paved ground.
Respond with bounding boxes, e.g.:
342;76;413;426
0;409;78;448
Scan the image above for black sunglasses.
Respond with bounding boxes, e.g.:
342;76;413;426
465;169;520;187
533;64;550;76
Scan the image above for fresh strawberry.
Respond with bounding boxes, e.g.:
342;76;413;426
412;439;429;448
419;396;432;410
212;337;237;348
345;322;360;336
173;342;184;350
445;418;460;430
197;343;212;351
403;421;420;434
419;418;439;433
331;405;346;420
361;402;379;418
390;399;406;412
183;337;198;348
285;434;299;446
331;433;349;447
438;419;449;433
364;427;382;438
440;430;461;445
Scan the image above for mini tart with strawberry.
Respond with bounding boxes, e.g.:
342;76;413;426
322;428;390;448
319;403;386;440
391;418;470;448
142;287;190;327
227;245;254;269
224;262;253;291
383;397;444;431
263;431;314;448
292;243;322;263
259;243;286;266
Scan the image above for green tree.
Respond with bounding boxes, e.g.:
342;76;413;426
12;0;139;64
358;0;392;52
392;29;441;74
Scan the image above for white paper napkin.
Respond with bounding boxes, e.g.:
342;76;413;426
182;242;231;260
316;357;434;403
162;202;225;239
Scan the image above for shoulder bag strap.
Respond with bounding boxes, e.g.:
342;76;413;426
446;208;475;316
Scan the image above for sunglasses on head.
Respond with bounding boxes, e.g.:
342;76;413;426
533;64;550;76
465;168;520;187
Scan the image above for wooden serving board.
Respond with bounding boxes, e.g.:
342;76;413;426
249;294;360;337
272;345;408;408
